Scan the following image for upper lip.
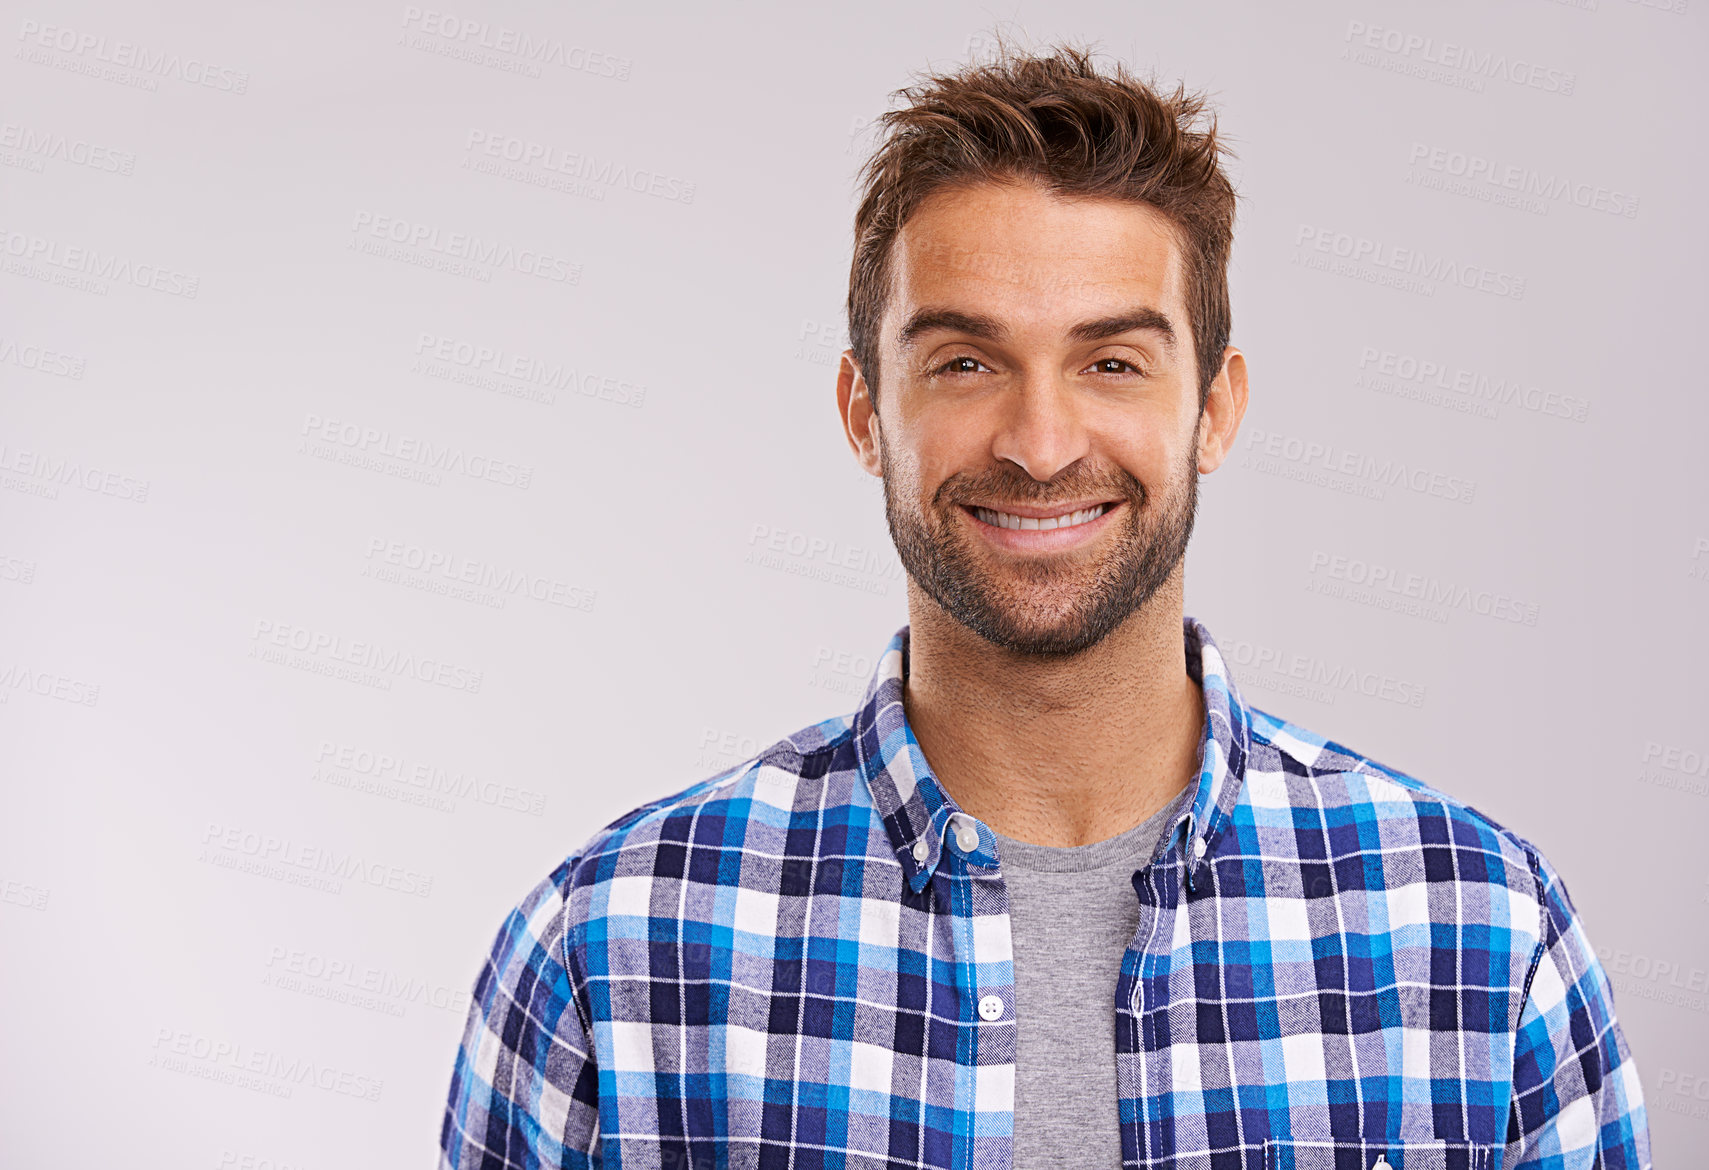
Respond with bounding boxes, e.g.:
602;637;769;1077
961;500;1121;519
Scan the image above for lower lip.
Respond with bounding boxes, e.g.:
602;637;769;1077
960;503;1122;552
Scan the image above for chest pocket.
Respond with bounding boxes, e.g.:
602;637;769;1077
1263;1140;1495;1170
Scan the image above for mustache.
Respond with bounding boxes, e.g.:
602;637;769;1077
933;465;1148;509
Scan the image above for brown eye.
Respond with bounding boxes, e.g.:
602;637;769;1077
1092;358;1140;374
936;356;989;375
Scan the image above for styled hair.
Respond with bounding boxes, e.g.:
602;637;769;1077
847;43;1238;408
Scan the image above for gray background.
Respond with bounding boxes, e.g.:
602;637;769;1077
2;0;1705;1165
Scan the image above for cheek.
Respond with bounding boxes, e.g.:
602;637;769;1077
901;416;987;490
1105;435;1177;488
1087;396;1198;476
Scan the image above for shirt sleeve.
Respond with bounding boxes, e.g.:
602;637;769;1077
1505;848;1650;1168
440;862;601;1169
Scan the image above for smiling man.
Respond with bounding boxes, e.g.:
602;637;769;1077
441;47;1648;1170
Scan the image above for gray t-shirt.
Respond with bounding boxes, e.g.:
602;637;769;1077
990;785;1193;1169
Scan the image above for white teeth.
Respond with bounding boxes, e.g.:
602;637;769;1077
973;503;1110;531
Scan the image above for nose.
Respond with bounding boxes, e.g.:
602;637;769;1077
988;372;1091;483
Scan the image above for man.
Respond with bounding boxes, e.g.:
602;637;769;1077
440;46;1648;1169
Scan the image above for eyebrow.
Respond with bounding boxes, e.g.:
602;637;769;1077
1067;309;1178;353
896;306;1178;354
896;309;1007;350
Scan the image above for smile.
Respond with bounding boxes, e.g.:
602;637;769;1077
969;502;1115;531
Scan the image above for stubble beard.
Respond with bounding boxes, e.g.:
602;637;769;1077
880;433;1200;658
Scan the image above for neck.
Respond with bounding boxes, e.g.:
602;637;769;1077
901;570;1204;848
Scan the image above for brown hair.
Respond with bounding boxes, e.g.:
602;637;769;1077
847;44;1238;408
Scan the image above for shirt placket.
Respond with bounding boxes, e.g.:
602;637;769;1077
931;811;1017;1170
1119;832;1187;1168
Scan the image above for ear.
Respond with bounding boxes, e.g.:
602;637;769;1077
1195;346;1249;474
837;350;884;477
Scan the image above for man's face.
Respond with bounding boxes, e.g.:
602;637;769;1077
845;180;1225;657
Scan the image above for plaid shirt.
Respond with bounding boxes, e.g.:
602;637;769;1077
440;618;1649;1169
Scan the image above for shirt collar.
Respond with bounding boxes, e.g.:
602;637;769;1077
851;615;1252;894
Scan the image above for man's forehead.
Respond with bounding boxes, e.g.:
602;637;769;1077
888;182;1188;324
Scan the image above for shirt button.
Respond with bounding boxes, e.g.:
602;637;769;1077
911;839;929;863
1192;837;1208;859
954;825;980;853
977;994;1004;1021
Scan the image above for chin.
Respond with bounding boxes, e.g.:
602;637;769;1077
963;605;1121;657
982;627;1113;658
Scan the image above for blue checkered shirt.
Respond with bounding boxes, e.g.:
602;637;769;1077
440;618;1649;1169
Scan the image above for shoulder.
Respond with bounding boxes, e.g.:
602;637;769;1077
1239;704;1551;912
517;712;866;938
